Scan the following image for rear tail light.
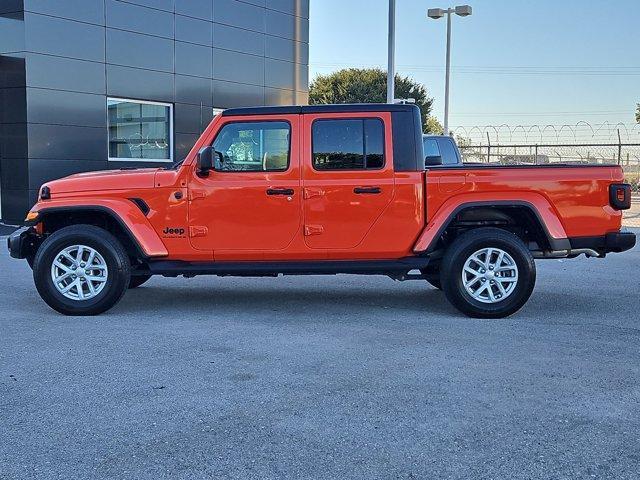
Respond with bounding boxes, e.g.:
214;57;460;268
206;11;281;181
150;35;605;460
609;183;631;210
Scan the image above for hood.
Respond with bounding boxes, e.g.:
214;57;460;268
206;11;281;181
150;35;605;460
43;168;161;195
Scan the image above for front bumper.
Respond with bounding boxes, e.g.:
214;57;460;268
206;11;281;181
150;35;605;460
569;231;636;254
7;226;41;260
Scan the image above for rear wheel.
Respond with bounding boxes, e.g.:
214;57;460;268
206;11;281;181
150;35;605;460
440;227;536;318
33;225;131;315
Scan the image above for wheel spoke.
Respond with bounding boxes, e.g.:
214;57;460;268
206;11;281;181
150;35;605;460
61;279;79;294
465;276;482;288
61;251;76;264
462;247;519;304
76;281;85;300
471;254;484;267
487;286;496;302
85;275;107;283
51;244;109;301
496;265;515;272
484;248;493;267
464;265;481;276
472;282;488;299
54;272;74;283
53;260;73;273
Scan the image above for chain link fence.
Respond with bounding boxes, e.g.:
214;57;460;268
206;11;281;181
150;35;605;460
458;143;640;192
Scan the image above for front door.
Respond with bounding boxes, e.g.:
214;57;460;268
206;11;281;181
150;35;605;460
188;116;301;257
301;113;395;250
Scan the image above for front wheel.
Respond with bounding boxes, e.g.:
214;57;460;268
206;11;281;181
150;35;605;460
440;228;536;319
33;225;131;315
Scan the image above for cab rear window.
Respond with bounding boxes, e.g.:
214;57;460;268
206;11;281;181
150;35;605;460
312;118;384;170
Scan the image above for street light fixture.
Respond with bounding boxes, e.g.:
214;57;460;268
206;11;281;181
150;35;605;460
427;4;472;135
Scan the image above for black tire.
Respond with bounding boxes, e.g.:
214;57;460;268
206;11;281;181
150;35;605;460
33;225;131;316
26;253;35;269
128;274;152;289
440;227;536;319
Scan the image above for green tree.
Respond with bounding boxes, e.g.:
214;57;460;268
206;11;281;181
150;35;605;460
425;116;444;135
309;68;440;133
636;103;639;123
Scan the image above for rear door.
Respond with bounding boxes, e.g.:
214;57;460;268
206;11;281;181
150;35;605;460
301;113;395;250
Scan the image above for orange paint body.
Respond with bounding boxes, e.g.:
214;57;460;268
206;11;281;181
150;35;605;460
415;166;624;253
31;111;625;261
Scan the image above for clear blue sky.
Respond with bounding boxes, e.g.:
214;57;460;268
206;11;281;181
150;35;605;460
309;0;640;142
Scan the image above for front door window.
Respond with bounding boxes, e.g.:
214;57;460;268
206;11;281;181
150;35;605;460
212;121;290;172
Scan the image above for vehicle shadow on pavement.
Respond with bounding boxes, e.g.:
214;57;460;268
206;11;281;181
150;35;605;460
112;274;620;324
116;282;458;319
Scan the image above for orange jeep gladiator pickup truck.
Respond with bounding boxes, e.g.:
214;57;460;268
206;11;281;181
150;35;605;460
8;104;635;318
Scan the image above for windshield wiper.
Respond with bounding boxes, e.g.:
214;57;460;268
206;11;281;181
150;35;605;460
168;158;185;170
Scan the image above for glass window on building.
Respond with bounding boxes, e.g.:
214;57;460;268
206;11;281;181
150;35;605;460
108;98;173;162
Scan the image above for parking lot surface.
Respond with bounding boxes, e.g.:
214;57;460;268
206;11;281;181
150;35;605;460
1;231;639;480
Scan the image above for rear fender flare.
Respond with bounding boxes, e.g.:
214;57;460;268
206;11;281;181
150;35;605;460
414;193;569;254
30;199;168;258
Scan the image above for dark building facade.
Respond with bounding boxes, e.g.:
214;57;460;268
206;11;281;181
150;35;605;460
0;0;309;223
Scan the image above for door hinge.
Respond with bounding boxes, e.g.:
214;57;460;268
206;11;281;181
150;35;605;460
189;226;208;238
304;187;325;199
189;190;206;201
304;225;324;236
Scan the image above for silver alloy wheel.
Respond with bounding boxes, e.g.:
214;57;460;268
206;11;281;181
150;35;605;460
50;245;108;301
461;247;519;304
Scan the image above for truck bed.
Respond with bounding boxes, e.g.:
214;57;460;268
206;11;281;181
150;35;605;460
425;164;624;239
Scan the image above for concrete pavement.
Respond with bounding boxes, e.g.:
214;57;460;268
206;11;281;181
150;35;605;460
1;231;639;479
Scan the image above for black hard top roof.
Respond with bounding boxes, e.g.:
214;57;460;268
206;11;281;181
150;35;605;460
221;103;419;117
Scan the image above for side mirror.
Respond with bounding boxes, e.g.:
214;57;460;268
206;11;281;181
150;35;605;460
197;146;214;176
425;155;443;166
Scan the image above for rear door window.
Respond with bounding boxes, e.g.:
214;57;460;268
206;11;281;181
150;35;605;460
312;118;385;170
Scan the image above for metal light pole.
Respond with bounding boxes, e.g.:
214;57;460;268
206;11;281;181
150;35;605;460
387;0;396;103
428;5;472;135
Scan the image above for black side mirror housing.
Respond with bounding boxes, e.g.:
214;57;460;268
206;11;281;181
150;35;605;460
425;155;443;166
197;146;214;176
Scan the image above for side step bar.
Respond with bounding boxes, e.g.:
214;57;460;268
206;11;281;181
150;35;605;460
145;257;430;278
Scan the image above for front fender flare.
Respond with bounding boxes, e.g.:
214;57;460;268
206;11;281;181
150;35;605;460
29;198;168;258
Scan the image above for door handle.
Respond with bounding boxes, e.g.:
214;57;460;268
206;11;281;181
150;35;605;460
266;188;294;196
354;186;382;194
